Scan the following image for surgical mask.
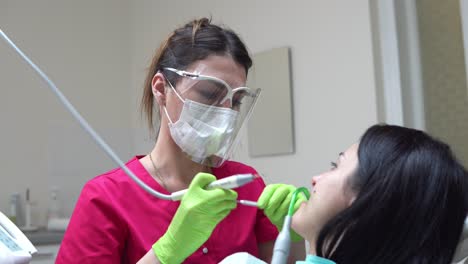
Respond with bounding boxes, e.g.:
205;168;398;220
163;87;239;165
161;66;261;167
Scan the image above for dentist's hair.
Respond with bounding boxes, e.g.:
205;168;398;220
140;17;252;133
317;124;468;263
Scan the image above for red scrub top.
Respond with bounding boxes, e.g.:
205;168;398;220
56;156;278;263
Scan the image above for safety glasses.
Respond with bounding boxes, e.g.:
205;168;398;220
163;67;260;111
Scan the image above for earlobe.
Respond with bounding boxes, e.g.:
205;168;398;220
155;91;165;105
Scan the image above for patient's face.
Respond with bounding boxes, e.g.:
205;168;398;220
292;143;358;244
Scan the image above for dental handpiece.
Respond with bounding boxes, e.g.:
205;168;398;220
238;200;258;207
271;215;292;264
170;173;257;201
0;28;171;200
0;28;260;206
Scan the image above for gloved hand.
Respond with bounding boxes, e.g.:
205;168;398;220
258;184;307;242
152;172;238;264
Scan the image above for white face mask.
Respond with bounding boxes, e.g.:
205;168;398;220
160;66;260;167
164;99;239;164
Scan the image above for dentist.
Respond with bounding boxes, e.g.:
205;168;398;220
57;18;305;264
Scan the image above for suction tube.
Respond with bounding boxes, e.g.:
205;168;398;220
0;28;172;200
271;187;310;264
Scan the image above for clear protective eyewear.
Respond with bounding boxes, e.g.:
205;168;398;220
162;67;261;167
163;67;259;111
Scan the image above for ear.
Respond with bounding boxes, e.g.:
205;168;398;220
152;72;166;106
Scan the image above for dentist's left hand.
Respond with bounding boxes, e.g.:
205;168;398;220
152;172;238;264
258;184;307;242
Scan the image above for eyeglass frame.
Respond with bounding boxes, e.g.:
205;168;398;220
163;67;255;106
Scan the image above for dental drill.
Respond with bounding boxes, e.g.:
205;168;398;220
0;28;257;203
171;173;258;201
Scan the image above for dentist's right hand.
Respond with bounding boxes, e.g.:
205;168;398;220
152;172;238;264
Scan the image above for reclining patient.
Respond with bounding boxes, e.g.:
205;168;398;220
259;124;468;264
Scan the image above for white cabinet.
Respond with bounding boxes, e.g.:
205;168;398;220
31;244;60;264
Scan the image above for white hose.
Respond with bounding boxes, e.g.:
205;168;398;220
0;28;172;200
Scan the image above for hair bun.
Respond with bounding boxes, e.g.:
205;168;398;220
187;17;212;43
189;17;212;29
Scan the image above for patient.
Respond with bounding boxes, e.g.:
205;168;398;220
262;124;468;263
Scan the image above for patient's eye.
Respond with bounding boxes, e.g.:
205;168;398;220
330;161;338;170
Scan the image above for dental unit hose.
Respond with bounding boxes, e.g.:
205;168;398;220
271;187;310;264
0;28;256;201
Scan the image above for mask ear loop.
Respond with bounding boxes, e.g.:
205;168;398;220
162;105;174;124
162;75;185;124
166;77;185;102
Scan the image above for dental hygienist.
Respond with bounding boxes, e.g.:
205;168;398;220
56;18;305;264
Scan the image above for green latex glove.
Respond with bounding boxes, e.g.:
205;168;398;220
152;172;238;264
258;184;307;242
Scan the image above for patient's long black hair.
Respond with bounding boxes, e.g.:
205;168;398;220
316;124;468;263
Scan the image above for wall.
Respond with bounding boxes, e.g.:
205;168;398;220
0;0;379;227
416;0;468;167
130;0;379;188
0;0;132;226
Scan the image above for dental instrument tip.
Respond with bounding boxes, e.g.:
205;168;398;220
238;200;258;207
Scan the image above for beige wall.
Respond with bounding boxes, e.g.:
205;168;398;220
0;0;132;226
416;0;468;167
1;0;379;227
130;0;378;188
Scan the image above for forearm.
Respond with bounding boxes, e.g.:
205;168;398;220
136;250;161;264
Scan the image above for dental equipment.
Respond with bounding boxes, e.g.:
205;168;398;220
271;187;310;264
0;28;257;203
238;200;258;207
171;173;258;201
